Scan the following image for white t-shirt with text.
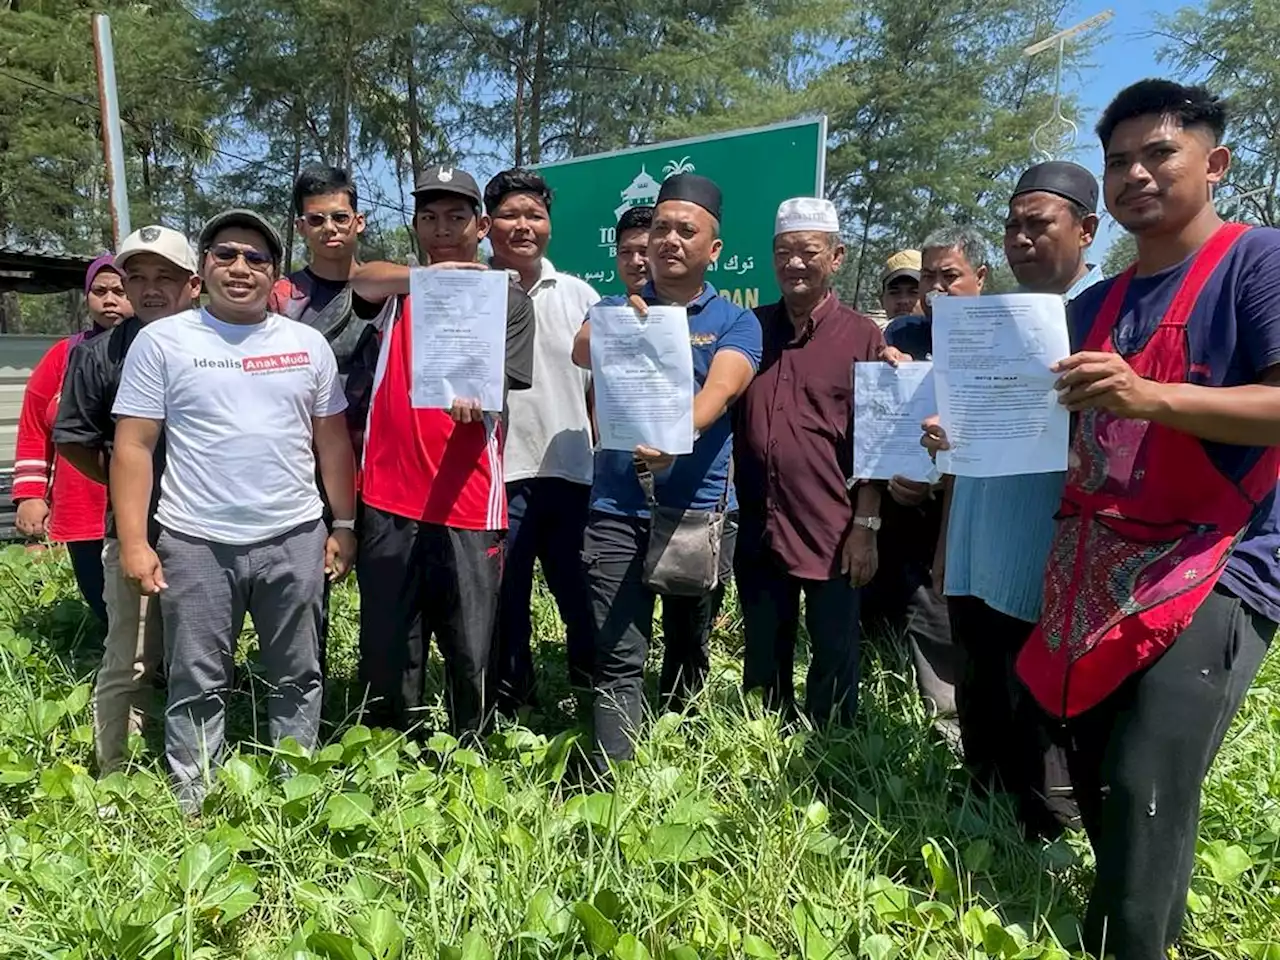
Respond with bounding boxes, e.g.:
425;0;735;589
113;307;346;545
503;259;597;485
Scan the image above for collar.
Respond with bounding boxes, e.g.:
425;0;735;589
487;255;552;292
1064;262;1105;302
642;280;717;311
776;291;838;342
1017;263;1106;303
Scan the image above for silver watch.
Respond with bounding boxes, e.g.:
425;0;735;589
332;519;356;531
852;515;881;532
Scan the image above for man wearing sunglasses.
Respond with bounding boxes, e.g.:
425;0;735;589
111;209;357;812
270;165;393;392
269;166;398;671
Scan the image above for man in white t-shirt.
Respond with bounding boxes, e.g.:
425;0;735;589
111;208;357;813
484;169;598;715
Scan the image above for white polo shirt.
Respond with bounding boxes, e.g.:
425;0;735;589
113;307;346;545
503;259;597;485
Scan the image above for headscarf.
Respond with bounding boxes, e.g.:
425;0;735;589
83;253;119;295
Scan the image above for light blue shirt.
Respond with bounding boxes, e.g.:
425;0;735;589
943;264;1106;622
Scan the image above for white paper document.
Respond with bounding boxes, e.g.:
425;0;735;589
931;293;1071;478
589;304;695;455
409;268;509;411
853;362;938;482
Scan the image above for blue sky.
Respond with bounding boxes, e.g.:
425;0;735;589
1060;2;1170;258
357;3;1172;260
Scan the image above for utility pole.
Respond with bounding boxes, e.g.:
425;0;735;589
1023;11;1114;162
92;14;131;247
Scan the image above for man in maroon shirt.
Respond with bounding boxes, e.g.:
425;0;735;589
733;198;883;725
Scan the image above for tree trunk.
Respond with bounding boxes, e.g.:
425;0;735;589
0;291;18;334
405;32;425;181
283;127;302;274
528;0;552;164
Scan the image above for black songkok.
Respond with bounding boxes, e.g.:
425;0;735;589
1012;161;1099;213
655;173;723;221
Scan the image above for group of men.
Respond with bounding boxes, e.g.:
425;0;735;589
19;76;1278;960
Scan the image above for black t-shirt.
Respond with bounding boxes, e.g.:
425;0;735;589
286;267;386;321
53;316;165;543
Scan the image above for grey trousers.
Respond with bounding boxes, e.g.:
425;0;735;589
94;539;164;772
157;519;326;812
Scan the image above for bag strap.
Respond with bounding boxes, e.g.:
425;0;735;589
718;451;734;514
633;442;734;515
634;460;659;512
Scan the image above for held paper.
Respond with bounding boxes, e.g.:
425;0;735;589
409;268;508;411
931;293;1070;478
589;304;695;455
853;361;938;482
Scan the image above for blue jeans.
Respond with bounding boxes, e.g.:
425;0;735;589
494;478;594;710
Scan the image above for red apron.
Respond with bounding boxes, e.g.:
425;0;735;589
1017;222;1280;718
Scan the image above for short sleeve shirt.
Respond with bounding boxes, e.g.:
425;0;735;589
590;282;763;517
359;283;535;529
503;259;597;485
112;308;346;545
1065;227;1280;623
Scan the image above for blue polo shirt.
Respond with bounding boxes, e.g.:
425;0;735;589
590;281;762;517
1064;228;1280;624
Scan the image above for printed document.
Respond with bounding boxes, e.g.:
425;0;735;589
931;294;1070;477
853;361;938;482
409;268;508;411
589;304;695;455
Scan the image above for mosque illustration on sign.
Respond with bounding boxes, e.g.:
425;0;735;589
612;158;696;220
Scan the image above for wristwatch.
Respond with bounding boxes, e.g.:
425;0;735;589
332;519;356;531
852;515;881;532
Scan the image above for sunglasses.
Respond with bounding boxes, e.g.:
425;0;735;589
209;245;273;271
301;211;354;228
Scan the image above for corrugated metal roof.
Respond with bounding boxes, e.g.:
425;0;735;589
0;335;62;473
0;238;99;265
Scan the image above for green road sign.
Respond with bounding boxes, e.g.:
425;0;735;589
534;117;827;309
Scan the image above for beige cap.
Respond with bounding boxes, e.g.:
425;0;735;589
881;249;921;287
115;225;197;274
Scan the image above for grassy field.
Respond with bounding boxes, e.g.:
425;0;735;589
0;544;1277;959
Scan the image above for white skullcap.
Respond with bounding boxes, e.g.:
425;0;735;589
774;197;839;237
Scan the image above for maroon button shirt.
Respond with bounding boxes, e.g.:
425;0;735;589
733;293;885;579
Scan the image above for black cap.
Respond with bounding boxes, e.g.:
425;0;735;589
656;173;722;222
1012;161;1099;213
198;208;284;264
413;164;482;208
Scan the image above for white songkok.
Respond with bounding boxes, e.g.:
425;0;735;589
774;197;840;237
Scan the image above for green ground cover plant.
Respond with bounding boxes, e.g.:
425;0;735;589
0;545;1276;958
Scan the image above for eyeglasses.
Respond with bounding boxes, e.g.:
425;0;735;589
209;245;273;271
301;211;354;228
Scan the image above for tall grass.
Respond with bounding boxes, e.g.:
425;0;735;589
0;544;1276;959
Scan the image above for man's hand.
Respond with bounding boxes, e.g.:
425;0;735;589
449;398;484;424
921;415;949;461
628;293;648;315
888;475;931;506
122;541;167;595
634;444;675;472
15;499;50;539
1053;351;1161;417
879;345;911;367
325;529;357;582
841;525;878;587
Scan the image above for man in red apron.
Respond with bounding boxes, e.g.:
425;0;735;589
1019;79;1280;959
